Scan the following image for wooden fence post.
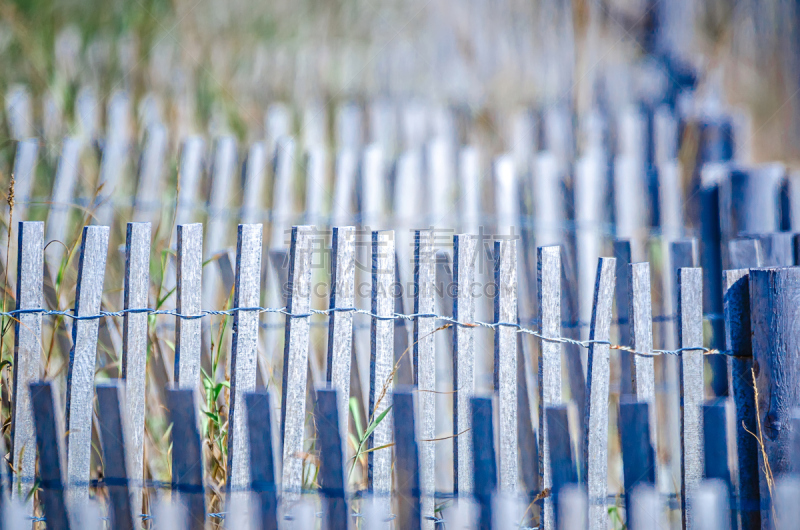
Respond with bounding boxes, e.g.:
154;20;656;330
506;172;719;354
175;223;203;389
30;382;70;530
750;266;800;526
167;388;205;530
280;226;313;498
583;257;616;530
394;388;421;530
414;229;436;527
618;400;655;521
121;222;150;516
678;267;705;529
471;396;496;530
538;245;562;529
11;221;43;515
245;391;278;530
723;269;760;529
96;383;135;530
65;225;109;505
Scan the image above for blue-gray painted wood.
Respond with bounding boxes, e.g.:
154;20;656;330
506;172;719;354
517;331;539;508
613;240;633;396
314;388;347;530
728;238;763;269
693;479;732;530
700;183;727;396
30;382;70;530
245;391;278;530
167;388;206;530
394;388;422;530
722;165;783;237
723;269;760;529
175;224;203;389
546;404;576;530
752;232;794;267
96;383;135;530
618;399;655;520
703;399;736;530
471;397;496;530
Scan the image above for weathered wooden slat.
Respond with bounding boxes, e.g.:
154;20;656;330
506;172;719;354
174;137;205;226
327;226;356;435
175;224;203;389
557;484;588;530
583;257;616;530
167;388;206;530
547;404;576;529
471;396;497;530
45;138;81;272
629;484;665;530
517;331;538;508
96;383;135;530
678;267;705;529
750;266;800;527
728;238;763;269
11;221;43;513
493;239;518;493
120;222;150;516
613;240;633;396
394;389;422;530
723;269;759;529
280;226;313;497
65;225;109;505
241;142;267;225
304;147;327;226
368;230;395;510
538;245;562;529
228;224;263;491
703;400;735;530
618;399;655;519
30;382;70;530
692;479;730;530
315;388;347;530
245;391;278;530
700;179;727;397
754;232;794;267
413;229;436;526
628;262;655;406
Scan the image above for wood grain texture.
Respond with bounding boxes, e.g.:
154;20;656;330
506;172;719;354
245;391;278;530
583;258;616;530
167;388;206;530
96;383;135;530
65;225;109;505
315;388;348;530
628;262;655;405
175;223;203;389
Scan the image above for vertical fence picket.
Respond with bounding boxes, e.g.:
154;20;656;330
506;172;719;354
703;400;735;530
628;263;655;407
174;137;205;226
618;400;656;520
175;224;203;389
538;245;562;529
327;226;356;435
96;383;135;530
30;382;70;530
678;267;705;529
613;240;633;395
132;124;167;225
394;389;422;530
493;239;517;493
583;257;616;530
65;225;109;505
11;221;43;514
547;404;576;529
471;396;496;530
121;222;150;515
315;388;347;530
228;224;263;492
245;391;278;530
204;136;237;305
280;226;313;497
167;388;205;530
413;229;436;526
723;269;760;529
368;230;395;510
241;142;267;225
729;238;762;269
45;138;81;272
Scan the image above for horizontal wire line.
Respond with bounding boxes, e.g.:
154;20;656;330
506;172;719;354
4;306;736;357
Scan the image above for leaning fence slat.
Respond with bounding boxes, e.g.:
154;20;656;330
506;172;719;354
493;239;518;493
245;391;278;530
613;240;633;396
703;400;735;530
453;234;477;495
413;229;436;526
471;396;497;530
167;388;206;530
368;230;395;510
678;267;705;529
538;245;563;529
30;382;70;530
315;388;347;530
280;226;313;497
723;269;760;529
11;221;43;513
65;225;110;505
394;389;422;530
96;383;135;530
618;400;655;520
583;257;616;530
121;222;150;515
547;404;577;529
227;224;263;492
175;224;203;389
327;226;356;436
